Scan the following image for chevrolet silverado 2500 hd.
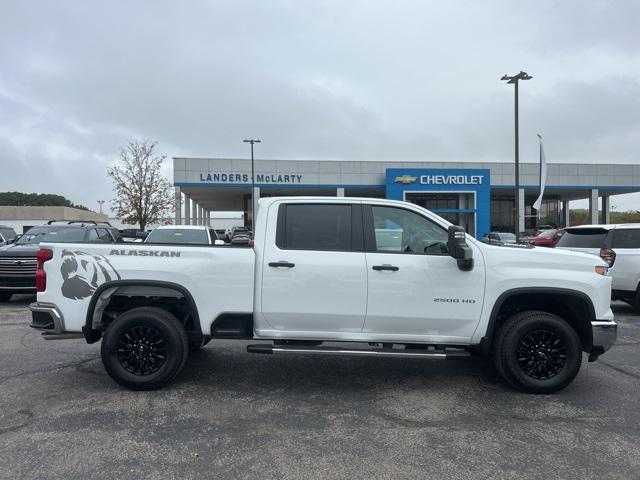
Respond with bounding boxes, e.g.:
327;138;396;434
29;197;617;393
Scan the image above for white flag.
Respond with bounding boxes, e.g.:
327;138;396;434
533;134;547;211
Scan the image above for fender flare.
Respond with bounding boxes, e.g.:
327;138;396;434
82;280;201;343
479;287;596;354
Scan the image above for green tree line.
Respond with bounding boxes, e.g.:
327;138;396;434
0;192;89;211
570;209;640;225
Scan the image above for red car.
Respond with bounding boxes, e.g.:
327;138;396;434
525;228;564;247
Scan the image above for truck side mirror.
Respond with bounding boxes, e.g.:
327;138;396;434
447;225;474;271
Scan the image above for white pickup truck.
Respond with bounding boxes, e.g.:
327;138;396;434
30;197;617;393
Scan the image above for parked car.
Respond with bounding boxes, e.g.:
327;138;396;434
522;228;565;247
0;225;18;246
31;197;615;394
145;225;224;245
556;223;640;309
230;233;252;245
119;229;148;242
0;221;120;302
480;232;517;245
225;226;252;243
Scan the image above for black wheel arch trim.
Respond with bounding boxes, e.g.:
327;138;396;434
479;287;596;354
83;280;202;344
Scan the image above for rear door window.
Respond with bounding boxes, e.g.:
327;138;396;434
87;229;101;242
556;228;608;248
96;228;113;242
279;204;353;251
609;229;640;249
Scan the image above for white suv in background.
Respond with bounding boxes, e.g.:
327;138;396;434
556;224;640;310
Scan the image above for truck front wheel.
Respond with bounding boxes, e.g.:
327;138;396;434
101;307;189;390
494;310;582;394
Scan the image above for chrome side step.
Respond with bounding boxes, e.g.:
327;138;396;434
246;344;470;359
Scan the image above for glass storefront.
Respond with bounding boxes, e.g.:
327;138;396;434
490;197;560;233
406;192;476;237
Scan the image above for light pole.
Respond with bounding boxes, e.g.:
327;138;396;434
501;70;532;241
243;139;261;230
97;200;105;214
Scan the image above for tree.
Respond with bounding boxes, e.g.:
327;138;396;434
0;192;89;210
108;140;174;230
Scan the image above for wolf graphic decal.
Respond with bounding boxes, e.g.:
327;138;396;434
60;249;121;300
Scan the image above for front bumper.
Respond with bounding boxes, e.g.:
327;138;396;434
29;302;66;333
591;319;617;356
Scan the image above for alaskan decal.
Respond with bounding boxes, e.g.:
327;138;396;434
109;249;180;257
61;250;121;300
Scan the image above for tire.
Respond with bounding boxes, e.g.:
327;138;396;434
101;306;189;390
0;293;12;302
494;310;582;394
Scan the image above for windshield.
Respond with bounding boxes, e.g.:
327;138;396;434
498;233;516;242
16;227;86;245
556;228;607;248
538;229;556;238
145;228;209;244
0;228;16;241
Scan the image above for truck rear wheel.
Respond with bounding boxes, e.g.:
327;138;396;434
0;293;12;302
494;310;582;394
101;307;189;390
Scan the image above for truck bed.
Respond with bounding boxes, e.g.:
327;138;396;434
37;242;255;334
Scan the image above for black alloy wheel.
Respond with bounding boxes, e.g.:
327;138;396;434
101;306;188;390
117;325;167;376
516;329;567;380
494;310;582;394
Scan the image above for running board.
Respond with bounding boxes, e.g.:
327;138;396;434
41;332;84;341
246;344;470;359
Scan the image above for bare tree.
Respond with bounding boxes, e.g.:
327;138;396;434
108;140;174;230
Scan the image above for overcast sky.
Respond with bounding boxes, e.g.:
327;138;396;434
1;0;639;212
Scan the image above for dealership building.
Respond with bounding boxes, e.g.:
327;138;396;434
172;158;640;238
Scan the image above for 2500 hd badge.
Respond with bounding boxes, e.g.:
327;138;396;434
433;297;476;304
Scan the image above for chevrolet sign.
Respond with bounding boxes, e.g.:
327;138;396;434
420;175;483;185
394;175;418;184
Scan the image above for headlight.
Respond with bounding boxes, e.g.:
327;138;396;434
595;265;609;276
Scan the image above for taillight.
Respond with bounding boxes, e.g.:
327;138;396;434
599;248;616;267
35;248;53;292
248;239;255;248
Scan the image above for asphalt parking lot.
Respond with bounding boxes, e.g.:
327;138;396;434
0;296;639;480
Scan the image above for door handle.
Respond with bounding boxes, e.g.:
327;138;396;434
269;261;295;268
372;264;399;271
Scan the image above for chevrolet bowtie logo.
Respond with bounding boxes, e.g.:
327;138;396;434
394;175;417;184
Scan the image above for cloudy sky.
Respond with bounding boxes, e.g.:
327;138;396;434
1;0;639;212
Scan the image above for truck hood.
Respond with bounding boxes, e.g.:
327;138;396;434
478;242;606;267
0;243;40;257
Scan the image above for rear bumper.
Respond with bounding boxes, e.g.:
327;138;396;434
29;302;66;334
591;319;617;356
